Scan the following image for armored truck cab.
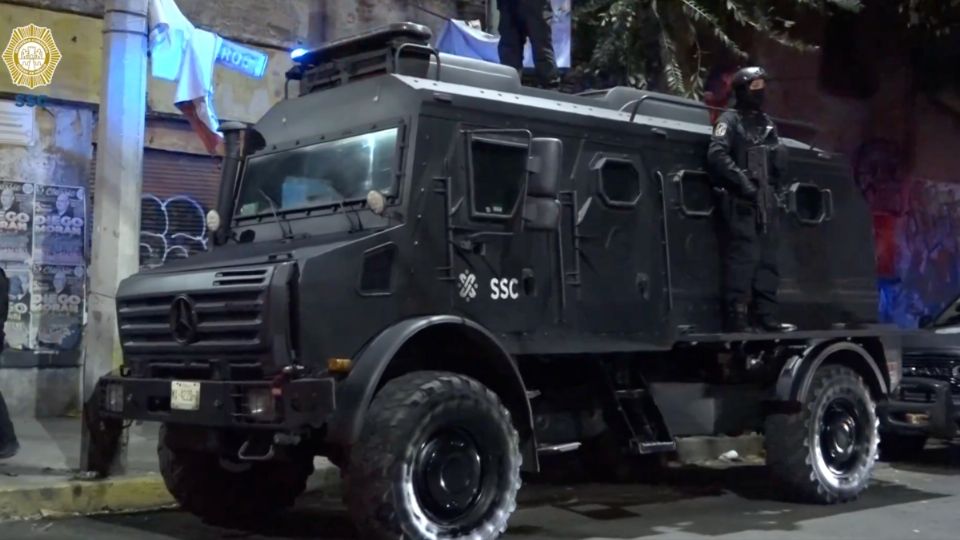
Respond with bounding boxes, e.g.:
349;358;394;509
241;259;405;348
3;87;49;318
97;23;901;539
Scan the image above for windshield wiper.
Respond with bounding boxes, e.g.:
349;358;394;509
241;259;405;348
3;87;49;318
337;199;365;233
258;189;295;240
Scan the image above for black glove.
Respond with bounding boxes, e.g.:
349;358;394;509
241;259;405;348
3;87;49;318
735;173;758;201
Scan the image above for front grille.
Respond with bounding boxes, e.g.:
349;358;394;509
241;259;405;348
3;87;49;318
903;353;960;394
118;267;274;381
119;290;265;349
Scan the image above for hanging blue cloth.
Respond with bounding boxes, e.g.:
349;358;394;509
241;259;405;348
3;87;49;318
436;2;571;69
436;20;501;64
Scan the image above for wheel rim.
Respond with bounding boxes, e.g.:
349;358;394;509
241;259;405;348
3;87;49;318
412;427;495;526
818;397;867;476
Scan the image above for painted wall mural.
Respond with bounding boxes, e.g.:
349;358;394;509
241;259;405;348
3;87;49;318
855;138;960;327
139;194;209;269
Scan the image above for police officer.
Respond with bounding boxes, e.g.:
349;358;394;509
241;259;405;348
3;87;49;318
708;66;795;333
497;0;561;89
0;266;18;460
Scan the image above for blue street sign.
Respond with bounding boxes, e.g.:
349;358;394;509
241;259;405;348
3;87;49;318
216;39;268;79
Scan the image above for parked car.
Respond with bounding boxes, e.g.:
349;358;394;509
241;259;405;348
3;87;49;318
880;297;960;459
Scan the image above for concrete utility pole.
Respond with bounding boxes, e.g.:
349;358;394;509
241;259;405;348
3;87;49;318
80;0;149;475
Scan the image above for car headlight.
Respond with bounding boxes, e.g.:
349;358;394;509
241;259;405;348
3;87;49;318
105;383;124;413
245;388;277;421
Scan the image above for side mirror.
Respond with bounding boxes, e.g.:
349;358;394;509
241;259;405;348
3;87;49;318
528;138;562;198
524;138;562;231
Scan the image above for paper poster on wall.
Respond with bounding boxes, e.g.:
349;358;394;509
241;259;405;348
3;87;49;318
0;181;35;263
2;263;32;350
31;264;84;351
33;184;86;265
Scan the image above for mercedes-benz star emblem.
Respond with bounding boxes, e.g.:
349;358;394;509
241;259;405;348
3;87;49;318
170;295;199;345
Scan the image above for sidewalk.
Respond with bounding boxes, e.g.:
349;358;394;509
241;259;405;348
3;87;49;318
0;417;174;521
0;417;341;522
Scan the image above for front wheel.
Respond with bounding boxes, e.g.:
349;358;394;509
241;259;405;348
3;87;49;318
344;371;522;539
765;365;879;504
158;425;314;525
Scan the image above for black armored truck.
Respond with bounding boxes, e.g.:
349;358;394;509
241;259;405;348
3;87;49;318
96;23;903;539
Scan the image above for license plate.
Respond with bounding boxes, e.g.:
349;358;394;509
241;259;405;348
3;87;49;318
170;381;201;411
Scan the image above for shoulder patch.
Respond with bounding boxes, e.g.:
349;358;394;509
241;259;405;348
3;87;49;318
714;123;728;137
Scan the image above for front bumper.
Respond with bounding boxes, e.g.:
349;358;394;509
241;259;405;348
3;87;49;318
97;374;336;431
879;377;958;440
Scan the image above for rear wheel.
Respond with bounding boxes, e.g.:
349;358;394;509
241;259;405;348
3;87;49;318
344;371;522;540
765;365;879;504
157;425;313;525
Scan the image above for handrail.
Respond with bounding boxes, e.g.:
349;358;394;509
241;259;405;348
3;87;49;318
620;94;820;135
394;42;442;82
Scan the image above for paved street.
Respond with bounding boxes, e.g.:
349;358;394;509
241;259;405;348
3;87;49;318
2;443;960;540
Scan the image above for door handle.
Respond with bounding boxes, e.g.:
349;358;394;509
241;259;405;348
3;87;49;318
636;272;650;300
522;268;536;296
651;128;668;138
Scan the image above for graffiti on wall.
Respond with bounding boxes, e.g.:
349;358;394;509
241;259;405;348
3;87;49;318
139;194;209;269
855;138;960;327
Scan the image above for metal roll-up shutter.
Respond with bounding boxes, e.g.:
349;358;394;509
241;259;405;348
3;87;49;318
89;148;222;268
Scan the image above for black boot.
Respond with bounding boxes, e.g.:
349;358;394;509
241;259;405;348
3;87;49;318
0;440;19;460
0;391;19;459
725;303;753;333
754;312;797;333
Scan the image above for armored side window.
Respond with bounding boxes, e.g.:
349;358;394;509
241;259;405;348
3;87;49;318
676;171;714;217
787;182;834;225
468;137;528;220
595;157;643;208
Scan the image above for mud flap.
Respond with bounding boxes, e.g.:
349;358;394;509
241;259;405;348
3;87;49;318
80;379;127;478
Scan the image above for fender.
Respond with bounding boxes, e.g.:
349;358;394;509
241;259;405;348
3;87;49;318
325;314;537;468
772;340;888;405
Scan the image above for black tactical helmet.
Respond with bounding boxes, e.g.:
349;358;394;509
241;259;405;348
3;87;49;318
731;66;768;110
731;67;768;90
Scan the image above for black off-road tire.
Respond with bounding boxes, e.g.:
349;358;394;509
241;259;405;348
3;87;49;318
158;424;314;525
765;365;879;504
879;433;928;462
344;371;522;540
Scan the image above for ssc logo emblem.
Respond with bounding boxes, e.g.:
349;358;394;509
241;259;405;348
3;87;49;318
458;270;478;302
714;123;728;138
2;23;62;89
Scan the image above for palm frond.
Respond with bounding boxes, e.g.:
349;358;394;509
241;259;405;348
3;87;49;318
660;32;687;96
680;0;748;58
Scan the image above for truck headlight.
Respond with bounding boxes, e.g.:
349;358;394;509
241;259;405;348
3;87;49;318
105;383;124;413
245;388;276;420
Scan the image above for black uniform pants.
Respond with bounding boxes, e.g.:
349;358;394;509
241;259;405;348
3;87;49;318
497;0;559;88
0;388;16;447
721;196;780;316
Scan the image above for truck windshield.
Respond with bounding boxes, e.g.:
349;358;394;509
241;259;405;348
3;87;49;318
234;127;399;218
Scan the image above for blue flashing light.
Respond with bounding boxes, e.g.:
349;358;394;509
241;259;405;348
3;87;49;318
291;48;308;60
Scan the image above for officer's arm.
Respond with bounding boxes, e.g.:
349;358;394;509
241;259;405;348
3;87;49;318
707;115;756;199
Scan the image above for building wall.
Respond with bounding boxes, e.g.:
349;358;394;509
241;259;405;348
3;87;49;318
0;0;317;416
755;29;960;327
0;102;93;416
321;0;488;42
